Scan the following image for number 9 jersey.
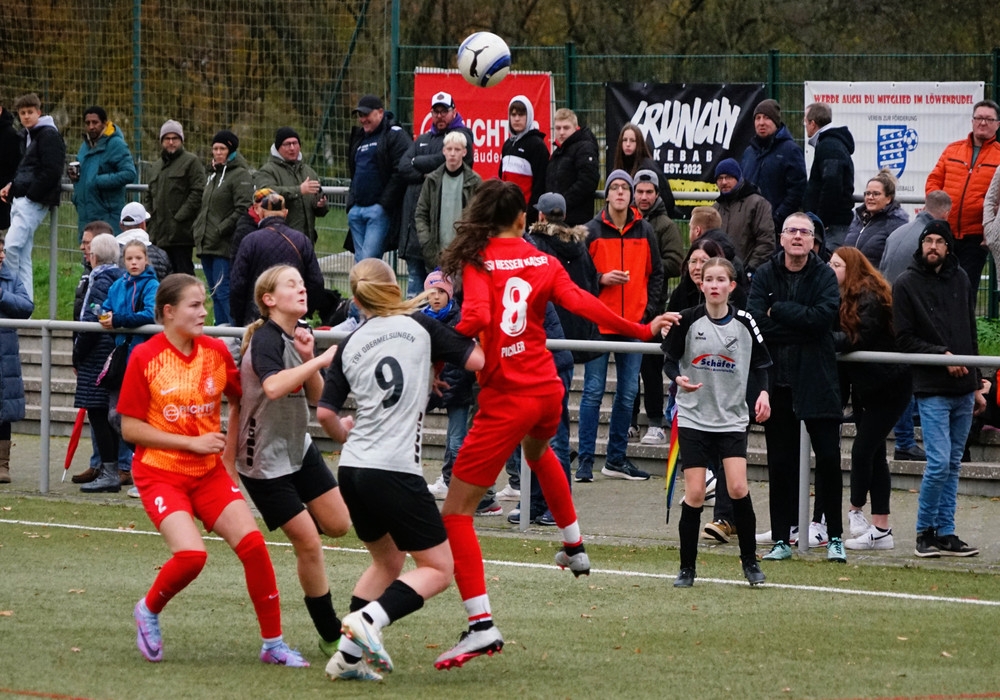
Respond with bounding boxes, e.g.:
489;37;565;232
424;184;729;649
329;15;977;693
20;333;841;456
318;312;476;475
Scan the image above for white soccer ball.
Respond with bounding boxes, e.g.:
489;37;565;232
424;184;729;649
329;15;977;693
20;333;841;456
457;32;511;88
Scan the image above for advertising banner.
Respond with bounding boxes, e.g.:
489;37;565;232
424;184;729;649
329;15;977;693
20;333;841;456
804;81;984;215
605;82;766;205
414;69;554;179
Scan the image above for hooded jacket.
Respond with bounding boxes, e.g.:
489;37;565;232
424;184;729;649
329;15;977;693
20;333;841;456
499;95;549;224
192;152;254;257
0;108;20;229
257;145;329;243
72;121;137;236
713;179;775;272
415;162;482;269
546;126;600;226
397;112;472;258
892;233;979;397
802;125;855;228
104;264;158;352
740;124;807;230
10;115;65;208
845;199;909;268
144;145;205;248
747;249;841;419
585;206;663;330
926;132;1000;239
526;220;601;362
115;229;172;281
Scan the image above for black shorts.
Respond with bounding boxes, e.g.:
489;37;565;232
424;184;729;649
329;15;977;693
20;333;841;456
677;427;747;470
240;441;339;531
337;465;447;553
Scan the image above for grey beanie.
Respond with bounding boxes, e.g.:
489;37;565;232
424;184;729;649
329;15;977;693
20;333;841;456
159;119;184;142
605;169;634;197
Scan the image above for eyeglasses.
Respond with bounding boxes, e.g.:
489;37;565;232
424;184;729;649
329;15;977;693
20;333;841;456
431;107;452;116
863;191;885;197
781;227;814;237
607;183;631;192
688;257;709;266
161;135;181;142
973;116;999;123
922;236;948;248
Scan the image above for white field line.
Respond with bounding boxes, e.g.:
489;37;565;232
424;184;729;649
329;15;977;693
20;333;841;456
4;518;998;608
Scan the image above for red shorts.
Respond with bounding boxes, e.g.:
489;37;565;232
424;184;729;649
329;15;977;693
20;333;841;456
133;460;246;531
452;387;562;488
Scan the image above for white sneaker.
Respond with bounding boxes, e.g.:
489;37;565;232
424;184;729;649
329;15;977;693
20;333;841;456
127;486;140;499
755;529;774;545
640;426;667;445
848;509;871;538
758;526;800;545
325;650;383;681
845;526;894;550
807;521;828;548
704;471;716;506
496;484;520;501
427;476;448;500
627;426;640;442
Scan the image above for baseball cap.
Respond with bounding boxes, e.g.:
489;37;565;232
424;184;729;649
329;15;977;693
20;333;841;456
120;201;150;226
431;91;454;109
535;192;567;218
352;95;384;116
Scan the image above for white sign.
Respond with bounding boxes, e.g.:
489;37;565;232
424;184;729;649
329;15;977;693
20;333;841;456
804;81;984;216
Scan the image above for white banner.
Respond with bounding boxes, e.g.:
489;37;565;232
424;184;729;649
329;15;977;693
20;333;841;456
804;81;984;216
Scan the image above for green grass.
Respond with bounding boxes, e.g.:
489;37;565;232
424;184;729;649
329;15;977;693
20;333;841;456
1;496;999;699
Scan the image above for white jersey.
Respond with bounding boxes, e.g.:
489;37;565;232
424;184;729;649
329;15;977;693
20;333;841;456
318;312;474;475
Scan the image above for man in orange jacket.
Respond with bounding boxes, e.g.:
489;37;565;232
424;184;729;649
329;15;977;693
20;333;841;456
925;100;1000;293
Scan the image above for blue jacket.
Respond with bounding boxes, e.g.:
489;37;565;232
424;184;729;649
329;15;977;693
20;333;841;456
72;122;137;236
740;125;807;230
0;263;34;422
104;265;158;350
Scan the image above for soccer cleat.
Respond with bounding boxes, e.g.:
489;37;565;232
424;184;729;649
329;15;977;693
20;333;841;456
845;526;894;550
702;519;736;543
914;529;941;558
496;484;520;501
673;567;695;588
555;547;591;577
826;537;847;563
325;651;383;681
318;636;339;657
762;541;792;561
427;475;449;500
341;611;393;672
742;561;766;586
435;626;504;670
807;522;829;548
260;640;310;667
134;599;163;662
935;533;979;557
640;426;667;445
848;510;871;538
601;459;650;481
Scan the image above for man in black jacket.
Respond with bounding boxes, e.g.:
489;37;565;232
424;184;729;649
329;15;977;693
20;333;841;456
545;108;599;226
346;95;410;263
0;104;22;233
892;220;984;558
802;103;855;251
0;93;65;300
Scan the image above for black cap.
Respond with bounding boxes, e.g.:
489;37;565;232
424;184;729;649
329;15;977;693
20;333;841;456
352;95;384;116
212;129;239;153
274;126;300;149
918;219;954;253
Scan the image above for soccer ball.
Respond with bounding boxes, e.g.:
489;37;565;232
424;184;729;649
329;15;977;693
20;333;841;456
457;32;511;88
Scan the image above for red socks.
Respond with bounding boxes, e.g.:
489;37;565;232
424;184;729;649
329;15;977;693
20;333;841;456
234;530;282;639
442;513;487;602
145;550;207;614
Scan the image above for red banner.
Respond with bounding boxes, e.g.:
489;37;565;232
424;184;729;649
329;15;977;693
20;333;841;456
414;69;554;180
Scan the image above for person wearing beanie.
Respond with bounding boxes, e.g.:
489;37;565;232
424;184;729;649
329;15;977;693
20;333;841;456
712;157;775;273
574;164;663;483
256;126;329;244
893;217;982;558
740;98;807;234
415;131;482;273
499;95;548;226
70;105;137;238
192;128;253;324
143;119;204;276
397;92;473;297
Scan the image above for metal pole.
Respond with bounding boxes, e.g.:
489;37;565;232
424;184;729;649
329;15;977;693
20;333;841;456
797;421;810;553
519;450;530;533
39;206;59;493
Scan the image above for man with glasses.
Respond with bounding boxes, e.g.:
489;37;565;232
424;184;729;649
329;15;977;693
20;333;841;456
892;220;983;558
747;213;846;563
926;100;1000;293
257;126;329;245
397;92;474;296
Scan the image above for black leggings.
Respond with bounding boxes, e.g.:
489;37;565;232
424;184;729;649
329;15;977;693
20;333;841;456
850;384;911;514
88;407;119;464
0;422;10;441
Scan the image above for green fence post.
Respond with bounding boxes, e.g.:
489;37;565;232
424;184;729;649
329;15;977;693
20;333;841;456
390;0;400;115
132;0;142;165
990;47;1000;319
768;49;779;101
565;41;577;109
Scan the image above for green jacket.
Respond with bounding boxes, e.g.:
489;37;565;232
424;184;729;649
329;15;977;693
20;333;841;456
255;147;328;242
192;152;254;257
144;146;206;248
415;163;482;269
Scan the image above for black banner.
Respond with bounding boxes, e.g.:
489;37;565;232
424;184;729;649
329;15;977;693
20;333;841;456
605;83;765;204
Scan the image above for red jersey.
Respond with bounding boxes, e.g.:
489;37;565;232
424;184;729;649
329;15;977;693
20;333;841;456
456;236;652;395
117;333;241;478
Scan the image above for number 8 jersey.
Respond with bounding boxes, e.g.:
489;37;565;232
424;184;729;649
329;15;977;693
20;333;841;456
318;313;475;475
